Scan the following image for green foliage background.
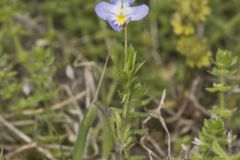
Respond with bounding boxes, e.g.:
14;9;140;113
0;0;239;159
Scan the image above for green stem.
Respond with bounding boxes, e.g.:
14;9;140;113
124;26;128;57
123;26;129;120
116;26;128;160
220;76;225;110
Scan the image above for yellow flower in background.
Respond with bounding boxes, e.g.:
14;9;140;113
172;0;211;68
171;0;211;36
171;13;195;36
177;36;211;68
191;0;211;22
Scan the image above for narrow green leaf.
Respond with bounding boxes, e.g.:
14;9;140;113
211;107;236;117
230;153;240;160
212;141;228;158
73;105;97;160
101;118;114;159
135;61;146;74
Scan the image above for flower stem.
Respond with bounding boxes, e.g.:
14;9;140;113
123;26;129;119
116;26;128;160
124;26;128;57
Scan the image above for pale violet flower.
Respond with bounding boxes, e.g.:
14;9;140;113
95;0;149;32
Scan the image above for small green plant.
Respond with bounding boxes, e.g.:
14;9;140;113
72;1;149;159
73;46;147;160
192;49;239;159
110;46;148;159
207;49;238;117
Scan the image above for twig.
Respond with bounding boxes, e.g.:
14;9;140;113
157;90;172;160
146;135;166;157
140;117;162;160
142;90;173;160
140;137;159;160
147;90;172;159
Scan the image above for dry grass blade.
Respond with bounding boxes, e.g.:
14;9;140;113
5;143;37;160
22;91;86;116
0;116;56;160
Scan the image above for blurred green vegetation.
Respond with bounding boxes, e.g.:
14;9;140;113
0;0;239;159
193;49;239;160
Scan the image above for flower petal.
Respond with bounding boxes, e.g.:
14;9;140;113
126;0;136;5
107;16;123;32
95;2;119;20
125;4;149;21
110;0;118;4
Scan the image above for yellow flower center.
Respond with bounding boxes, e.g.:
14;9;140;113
117;15;126;24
